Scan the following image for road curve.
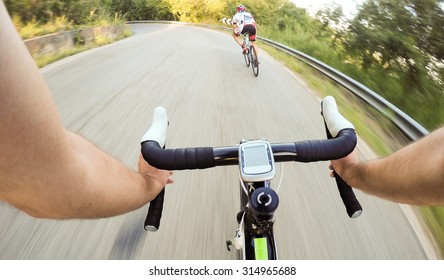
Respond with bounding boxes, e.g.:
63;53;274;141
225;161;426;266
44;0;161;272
0;24;431;260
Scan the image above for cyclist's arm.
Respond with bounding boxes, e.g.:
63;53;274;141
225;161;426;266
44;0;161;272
0;3;172;219
232;13;241;25
331;127;444;205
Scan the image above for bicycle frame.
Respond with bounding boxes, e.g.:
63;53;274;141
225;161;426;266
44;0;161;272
242;35;251;66
230;178;279;260
242;34;259;77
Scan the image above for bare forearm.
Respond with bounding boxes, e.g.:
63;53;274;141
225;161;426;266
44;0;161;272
58;132;153;218
4;132;155;219
343;128;444;205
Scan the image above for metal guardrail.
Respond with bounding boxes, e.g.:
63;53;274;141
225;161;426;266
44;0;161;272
128;21;430;141
259;38;430;141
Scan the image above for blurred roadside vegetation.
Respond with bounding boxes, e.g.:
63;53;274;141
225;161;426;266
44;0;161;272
5;0;128;38
4;0;444;257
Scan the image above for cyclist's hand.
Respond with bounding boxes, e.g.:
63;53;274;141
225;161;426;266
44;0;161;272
138;154;173;198
329;147;360;180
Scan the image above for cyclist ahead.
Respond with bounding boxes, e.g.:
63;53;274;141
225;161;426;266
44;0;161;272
232;5;258;58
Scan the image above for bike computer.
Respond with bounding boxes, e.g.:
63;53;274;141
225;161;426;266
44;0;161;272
239;140;275;182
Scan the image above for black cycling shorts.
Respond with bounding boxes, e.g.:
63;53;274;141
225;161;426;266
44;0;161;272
241;24;257;41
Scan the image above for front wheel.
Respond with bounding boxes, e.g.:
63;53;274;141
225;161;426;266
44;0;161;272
250;46;259;77
243;51;250;67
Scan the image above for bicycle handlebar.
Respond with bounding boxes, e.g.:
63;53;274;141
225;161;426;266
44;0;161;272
140;96;362;231
322;96;362;218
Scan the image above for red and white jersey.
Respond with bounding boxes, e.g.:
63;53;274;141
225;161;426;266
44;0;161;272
232;11;256;34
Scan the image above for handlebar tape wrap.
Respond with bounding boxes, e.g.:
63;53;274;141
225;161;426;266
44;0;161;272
141;107;170;232
141;141;215;170
141;142;215;231
294;129;357;162
144;188;165;231
333;172;362;218
321;97;363;218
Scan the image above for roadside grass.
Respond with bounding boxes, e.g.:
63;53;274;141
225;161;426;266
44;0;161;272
13;14;74;40
35;46;89;68
421;206;444;257
259;42;444;258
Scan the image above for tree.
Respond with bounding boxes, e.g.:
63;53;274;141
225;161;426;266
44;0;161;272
145;0;173;20
4;0;103;24
345;0;444;89
316;2;345;28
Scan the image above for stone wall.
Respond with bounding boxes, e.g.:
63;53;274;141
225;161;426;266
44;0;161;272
24;25;128;58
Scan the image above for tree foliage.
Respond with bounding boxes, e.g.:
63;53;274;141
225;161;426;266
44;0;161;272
346;0;443;86
4;0;106;24
316;2;345;27
344;0;444;128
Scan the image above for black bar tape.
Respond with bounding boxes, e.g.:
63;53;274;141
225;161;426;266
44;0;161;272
141;141;215;231
333;172;362;218
323;126;362;218
144;188;165;231
295;129;357;162
141;141;216;170
141;141;167;232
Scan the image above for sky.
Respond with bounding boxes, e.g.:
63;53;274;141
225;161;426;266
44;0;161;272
291;0;365;18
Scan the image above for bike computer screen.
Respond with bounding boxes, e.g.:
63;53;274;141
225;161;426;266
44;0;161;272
239;140;275;182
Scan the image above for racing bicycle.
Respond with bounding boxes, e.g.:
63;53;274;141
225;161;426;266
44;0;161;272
140;96;363;260
242;33;259;77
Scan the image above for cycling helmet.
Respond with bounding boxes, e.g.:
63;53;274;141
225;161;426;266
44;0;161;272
237;5;246;13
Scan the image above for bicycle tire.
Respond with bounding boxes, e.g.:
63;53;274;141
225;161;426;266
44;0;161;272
250;46;259;77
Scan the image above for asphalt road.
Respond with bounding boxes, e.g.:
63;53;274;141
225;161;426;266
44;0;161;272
0;24;434;260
